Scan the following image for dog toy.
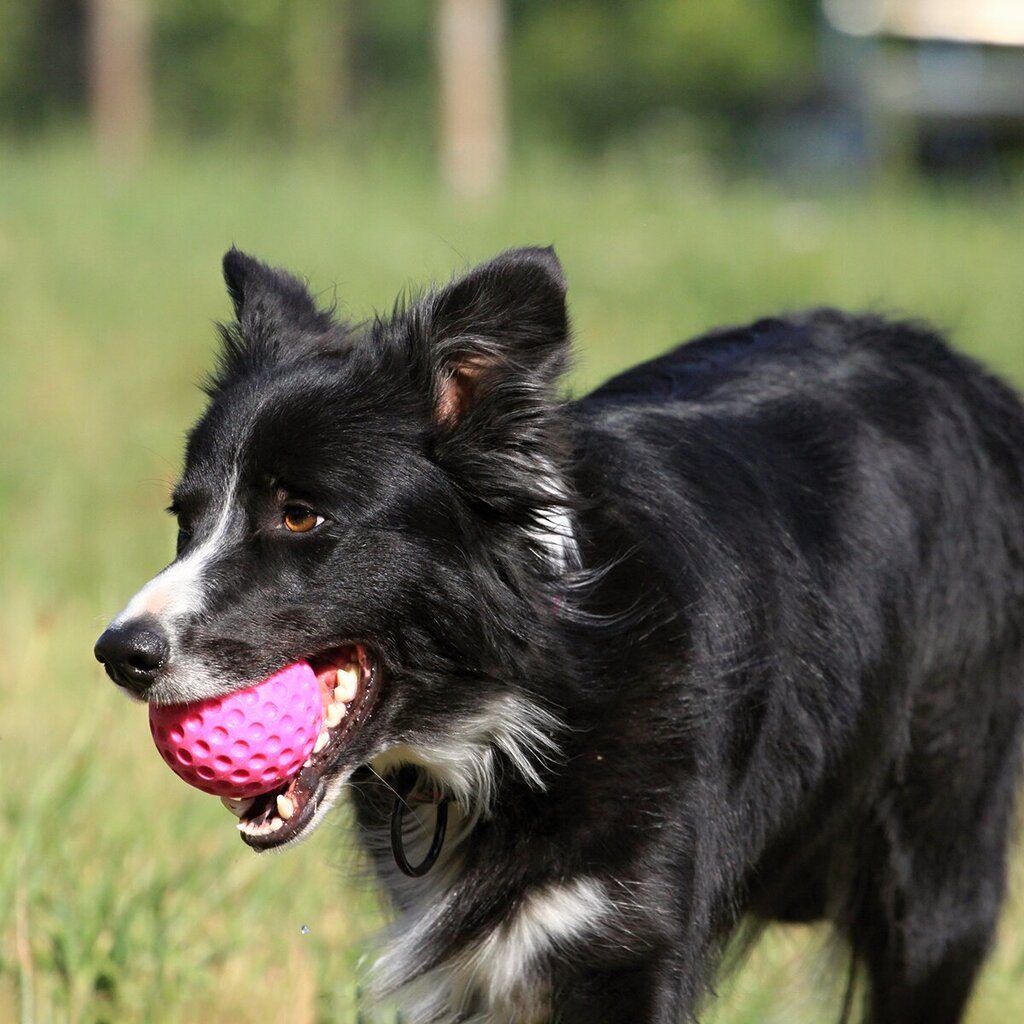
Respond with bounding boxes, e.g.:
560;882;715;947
149;661;323;798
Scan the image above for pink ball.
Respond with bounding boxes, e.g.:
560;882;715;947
149;661;324;798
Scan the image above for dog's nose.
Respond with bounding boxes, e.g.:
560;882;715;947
94;619;170;697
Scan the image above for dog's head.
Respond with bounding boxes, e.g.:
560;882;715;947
95;247;574;849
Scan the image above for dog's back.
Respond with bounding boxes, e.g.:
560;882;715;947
563;309;1024;1022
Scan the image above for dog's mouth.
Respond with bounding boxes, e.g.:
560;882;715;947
226;643;379;851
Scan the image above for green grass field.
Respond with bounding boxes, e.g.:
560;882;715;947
2;140;1023;1023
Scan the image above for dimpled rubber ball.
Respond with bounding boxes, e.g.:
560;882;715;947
149;661;323;798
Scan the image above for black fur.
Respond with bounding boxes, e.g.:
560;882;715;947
99;247;1024;1023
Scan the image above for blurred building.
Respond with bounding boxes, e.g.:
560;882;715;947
822;0;1024;170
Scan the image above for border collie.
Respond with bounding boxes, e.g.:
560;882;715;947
96;247;1024;1023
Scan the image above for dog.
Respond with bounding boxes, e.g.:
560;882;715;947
96;246;1024;1023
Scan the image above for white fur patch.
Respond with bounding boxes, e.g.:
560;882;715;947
371;692;562;818
532;504;578;572
377;877;611;1023
114;468;239;632
106;468;247;703
468;877;610;1000
529;458;579;572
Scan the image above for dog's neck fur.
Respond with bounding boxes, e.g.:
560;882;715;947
361;736;618;1024
355;500;602;1022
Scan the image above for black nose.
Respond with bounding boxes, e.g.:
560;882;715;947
94;619;170;697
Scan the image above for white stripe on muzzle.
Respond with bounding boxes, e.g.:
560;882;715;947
114;469;239;633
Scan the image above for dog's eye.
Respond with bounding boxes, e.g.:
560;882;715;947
174;517;193;555
281;505;324;534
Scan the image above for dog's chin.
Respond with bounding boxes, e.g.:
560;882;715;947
234;644;380;852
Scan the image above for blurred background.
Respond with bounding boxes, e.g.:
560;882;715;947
2;1;1023;1021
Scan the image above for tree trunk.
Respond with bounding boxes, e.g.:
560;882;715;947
86;0;152;169
436;0;507;200
289;0;352;141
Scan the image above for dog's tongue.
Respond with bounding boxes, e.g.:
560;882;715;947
148;662;324;798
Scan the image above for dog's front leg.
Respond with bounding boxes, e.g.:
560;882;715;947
551;954;696;1024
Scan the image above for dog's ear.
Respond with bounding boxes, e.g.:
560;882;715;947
222;247;335;337
413;247;569;428
211;249;341;391
395;249;573;566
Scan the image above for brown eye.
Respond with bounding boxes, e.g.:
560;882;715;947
282;506;323;533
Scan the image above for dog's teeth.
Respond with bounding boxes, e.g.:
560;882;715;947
326;702;346;728
239;818;270;837
270;817;284;832
276;794;295;819
334;666;359;703
314;730;330;753
221;796;255;817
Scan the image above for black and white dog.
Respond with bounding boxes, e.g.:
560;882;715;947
96;247;1024;1023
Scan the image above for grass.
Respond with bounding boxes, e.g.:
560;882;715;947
1;137;1023;1022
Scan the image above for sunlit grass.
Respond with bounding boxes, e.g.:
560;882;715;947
1;138;1022;1021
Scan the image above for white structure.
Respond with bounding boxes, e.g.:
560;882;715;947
825;0;1024;46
